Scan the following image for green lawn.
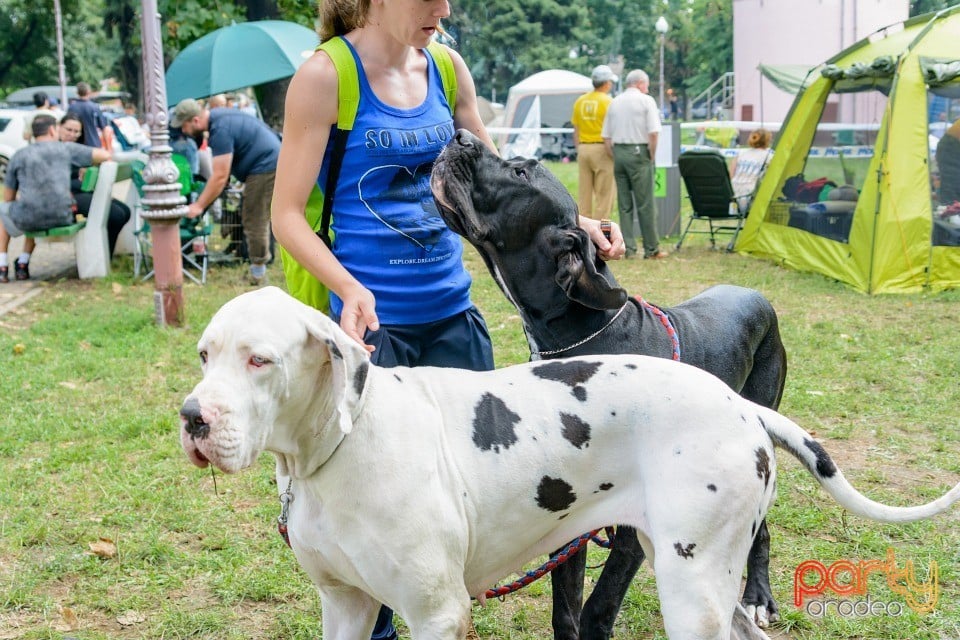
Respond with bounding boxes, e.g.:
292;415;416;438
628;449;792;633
1;164;960;639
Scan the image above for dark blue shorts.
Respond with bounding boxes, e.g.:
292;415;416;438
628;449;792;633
362;305;494;371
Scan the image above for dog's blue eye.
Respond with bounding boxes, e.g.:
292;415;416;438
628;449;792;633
250;355;270;368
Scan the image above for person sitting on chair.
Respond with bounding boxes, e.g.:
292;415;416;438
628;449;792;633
58;113;132;257
0;114;111;282
729;128;772;212
936;118;960;205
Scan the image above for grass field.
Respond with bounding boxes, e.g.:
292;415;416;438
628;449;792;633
2;160;960;639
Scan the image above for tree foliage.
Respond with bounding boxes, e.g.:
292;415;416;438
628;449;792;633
0;0;733;118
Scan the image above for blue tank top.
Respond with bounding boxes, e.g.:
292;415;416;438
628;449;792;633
320;40;472;325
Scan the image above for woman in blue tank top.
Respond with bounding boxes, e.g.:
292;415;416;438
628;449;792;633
271;2;625;637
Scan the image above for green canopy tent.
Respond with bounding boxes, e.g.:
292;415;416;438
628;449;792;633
736;7;960;293
758;64;816;95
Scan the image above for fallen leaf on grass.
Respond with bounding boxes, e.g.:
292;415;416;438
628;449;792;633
53;606;79;631
112;282;123;295
12;343;25;355
117;610;145;626
88;537;117;558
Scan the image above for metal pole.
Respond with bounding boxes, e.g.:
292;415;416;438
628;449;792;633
659;33;665;117
53;0;68;108
140;0;187;326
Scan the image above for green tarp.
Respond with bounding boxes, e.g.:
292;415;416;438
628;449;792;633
758;63;816;94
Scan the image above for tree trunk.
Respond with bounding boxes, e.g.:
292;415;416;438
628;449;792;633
244;0;286;131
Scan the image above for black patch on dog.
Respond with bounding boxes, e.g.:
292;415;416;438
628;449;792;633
751;521;757;537
536;476;576;512
804;438;837;478
325;339;343;360
755;447;772;487
599;482;614;491
674;542;696;559
707;484;717;492
353;361;369;396
393;373;403;383
573;386;587;402
533;361;602;391
625;364;637;370
472;393;521;453
560;413;591;449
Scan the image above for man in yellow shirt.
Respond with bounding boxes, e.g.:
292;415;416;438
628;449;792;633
571;65;618;219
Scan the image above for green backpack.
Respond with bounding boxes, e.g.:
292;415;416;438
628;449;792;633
280;37;458;312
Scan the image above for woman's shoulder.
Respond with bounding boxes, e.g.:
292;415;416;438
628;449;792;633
285;48;341;125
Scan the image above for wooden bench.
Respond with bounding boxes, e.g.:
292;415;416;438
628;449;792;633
24;160;118;279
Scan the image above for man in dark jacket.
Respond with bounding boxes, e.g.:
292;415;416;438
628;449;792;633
172;98;280;285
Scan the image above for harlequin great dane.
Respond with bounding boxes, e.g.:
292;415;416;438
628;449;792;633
180;287;960;640
431;130;787;637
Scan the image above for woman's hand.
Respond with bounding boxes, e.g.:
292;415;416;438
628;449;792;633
337;283;379;354
579;216;626;260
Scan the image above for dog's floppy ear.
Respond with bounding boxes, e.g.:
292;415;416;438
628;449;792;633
548;228;628;310
301;310;370;437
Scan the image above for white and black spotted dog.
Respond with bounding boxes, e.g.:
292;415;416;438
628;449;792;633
179;287;960;640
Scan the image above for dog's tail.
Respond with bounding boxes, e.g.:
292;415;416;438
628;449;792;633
758;407;960;522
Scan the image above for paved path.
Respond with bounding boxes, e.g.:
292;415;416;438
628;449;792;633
0;235;78;317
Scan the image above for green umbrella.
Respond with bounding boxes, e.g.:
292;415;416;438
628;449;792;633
165;20;319;106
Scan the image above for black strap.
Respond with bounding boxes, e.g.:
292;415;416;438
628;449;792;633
318;127;350;248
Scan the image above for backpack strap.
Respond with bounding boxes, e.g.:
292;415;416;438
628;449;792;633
427;41;458;117
316;36;359;247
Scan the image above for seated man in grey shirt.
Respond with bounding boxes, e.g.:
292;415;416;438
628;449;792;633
0;114;110;282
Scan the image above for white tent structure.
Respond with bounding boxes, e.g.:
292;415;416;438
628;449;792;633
495;69;592;158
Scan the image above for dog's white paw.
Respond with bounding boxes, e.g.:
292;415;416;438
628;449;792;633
745;604;769;628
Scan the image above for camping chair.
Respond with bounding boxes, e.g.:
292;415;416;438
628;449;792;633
131;154;213;285
675;150;746;252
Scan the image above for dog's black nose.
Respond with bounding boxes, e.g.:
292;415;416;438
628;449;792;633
454;129;476;148
181;397;210;440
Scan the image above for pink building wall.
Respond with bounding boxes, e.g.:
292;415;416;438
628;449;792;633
733;0;908;125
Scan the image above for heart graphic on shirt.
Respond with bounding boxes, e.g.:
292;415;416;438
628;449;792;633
358;162;446;251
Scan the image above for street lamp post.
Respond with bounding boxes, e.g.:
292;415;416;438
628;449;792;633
655;16;669;118
140;0;188;326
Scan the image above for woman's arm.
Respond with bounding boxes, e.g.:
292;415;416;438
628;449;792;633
272;51;378;349
447;47;498;154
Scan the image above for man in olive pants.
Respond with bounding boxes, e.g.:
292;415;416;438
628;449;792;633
602;69;668;259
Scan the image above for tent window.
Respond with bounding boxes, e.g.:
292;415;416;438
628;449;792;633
928;92;960;246
767;86;887;244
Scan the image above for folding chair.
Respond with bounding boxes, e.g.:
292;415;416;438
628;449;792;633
131;154;213;284
675;150;746;252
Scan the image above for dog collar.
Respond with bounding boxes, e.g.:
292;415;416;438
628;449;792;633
530;301;630;358
636;297;681;361
277;479;293;548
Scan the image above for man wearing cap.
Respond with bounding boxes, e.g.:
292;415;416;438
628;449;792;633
171;98;281;285
602;69;668;259
571;65;617;220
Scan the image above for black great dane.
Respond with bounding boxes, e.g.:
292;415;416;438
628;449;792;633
431;130;788;639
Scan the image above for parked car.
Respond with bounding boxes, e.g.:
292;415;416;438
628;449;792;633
0;108;28;182
2;85;130;112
